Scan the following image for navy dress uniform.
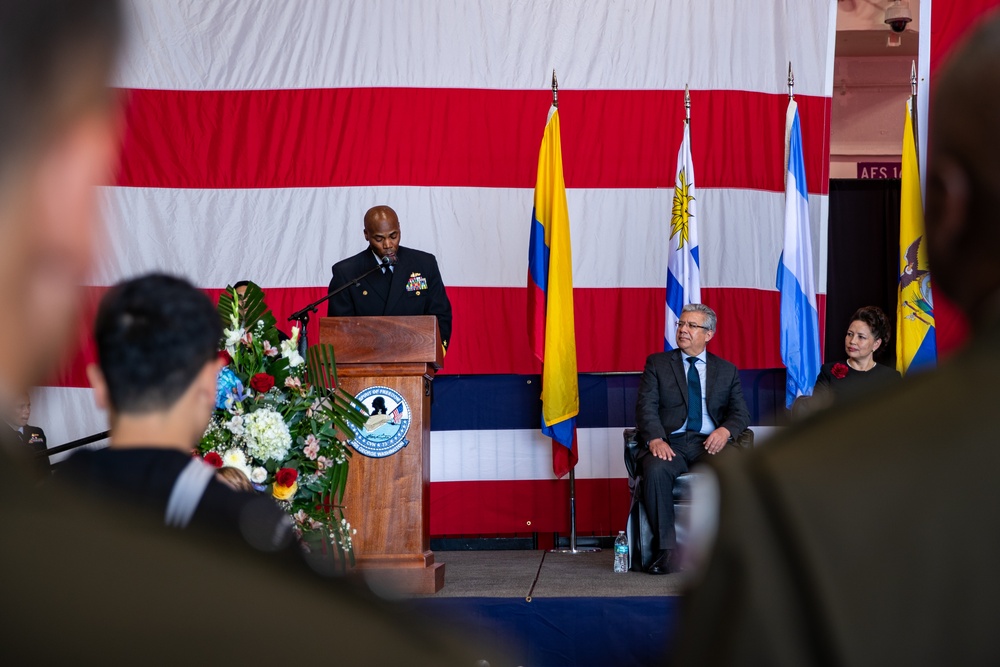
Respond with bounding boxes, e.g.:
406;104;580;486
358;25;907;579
327;246;453;351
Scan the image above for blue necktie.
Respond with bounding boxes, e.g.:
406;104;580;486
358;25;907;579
686;357;702;433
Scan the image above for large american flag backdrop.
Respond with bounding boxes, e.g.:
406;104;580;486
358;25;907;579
38;0;838;536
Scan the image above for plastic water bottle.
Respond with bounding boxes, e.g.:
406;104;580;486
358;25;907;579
614;531;628;573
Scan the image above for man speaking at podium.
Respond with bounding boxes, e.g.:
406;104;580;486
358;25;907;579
327;205;453;352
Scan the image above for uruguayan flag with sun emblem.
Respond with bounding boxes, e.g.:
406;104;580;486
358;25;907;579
664;111;701;351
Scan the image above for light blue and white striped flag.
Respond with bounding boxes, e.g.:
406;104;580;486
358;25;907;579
777;98;821;408
664;119;701;350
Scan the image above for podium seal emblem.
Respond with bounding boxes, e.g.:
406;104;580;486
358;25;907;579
348;386;411;458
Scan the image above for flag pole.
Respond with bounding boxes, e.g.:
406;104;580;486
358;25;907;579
547;68;598;556
910;60;919;171
788;61;794;100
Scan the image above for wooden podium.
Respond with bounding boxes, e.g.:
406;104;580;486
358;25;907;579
319;315;444;594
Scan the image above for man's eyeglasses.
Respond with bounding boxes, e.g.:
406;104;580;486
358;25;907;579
675;321;710;331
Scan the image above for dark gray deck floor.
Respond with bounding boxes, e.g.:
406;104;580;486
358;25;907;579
410;549;690;598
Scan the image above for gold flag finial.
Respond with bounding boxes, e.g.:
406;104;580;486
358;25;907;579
684;84;691;124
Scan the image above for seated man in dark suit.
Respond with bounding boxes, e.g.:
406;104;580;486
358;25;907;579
635;303;749;574
327;205;452;352
6;393;48;477
62;274;292;548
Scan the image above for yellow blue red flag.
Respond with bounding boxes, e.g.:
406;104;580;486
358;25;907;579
896;96;936;374
527;105;579;478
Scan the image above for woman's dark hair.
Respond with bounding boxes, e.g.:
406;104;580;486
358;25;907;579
849;306;891;349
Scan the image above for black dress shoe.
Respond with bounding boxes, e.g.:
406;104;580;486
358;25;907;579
648;549;674;575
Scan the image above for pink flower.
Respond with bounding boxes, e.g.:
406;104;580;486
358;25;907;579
241;330;253;346
285;376;303;393
317;455;331;470
262;340;279;357
303;434;320;460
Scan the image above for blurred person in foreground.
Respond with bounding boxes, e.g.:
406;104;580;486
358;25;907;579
60;274;292;547
0;0;119;429
0;2;494;664
674;16;1000;666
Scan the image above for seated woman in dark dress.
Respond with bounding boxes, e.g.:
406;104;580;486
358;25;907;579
61;274;292;552
795;306;901;416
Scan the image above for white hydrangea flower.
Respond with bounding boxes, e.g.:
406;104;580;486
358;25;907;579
250;467;267;484
243;407;292;462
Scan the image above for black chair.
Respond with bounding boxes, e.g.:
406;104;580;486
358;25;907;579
623;427;754;572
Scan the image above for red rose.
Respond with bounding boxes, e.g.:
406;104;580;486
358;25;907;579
250;373;275;393
831;363;849;379
203;452;223;468
275;467;298;487
218;350;233;365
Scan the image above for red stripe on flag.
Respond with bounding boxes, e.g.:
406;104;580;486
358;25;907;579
931;1;1000;75
443;286;825;375
45;285;825;388
430;477;631;535
114;88;830;194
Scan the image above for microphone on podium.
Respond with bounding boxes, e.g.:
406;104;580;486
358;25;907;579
288;253;399;355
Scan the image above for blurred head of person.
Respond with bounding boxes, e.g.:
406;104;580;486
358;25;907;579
0;0;122;399
87;274;223;448
216;466;254;493
926;15;1000;327
845;306;891;369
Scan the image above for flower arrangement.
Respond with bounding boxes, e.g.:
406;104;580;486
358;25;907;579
198;282;366;565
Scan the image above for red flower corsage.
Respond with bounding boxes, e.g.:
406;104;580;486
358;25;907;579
831;363;849;379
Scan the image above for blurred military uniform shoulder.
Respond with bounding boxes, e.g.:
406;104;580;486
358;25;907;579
59;447;293;549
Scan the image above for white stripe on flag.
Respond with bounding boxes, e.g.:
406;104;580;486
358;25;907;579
97;185;825;291
117;1;834;96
